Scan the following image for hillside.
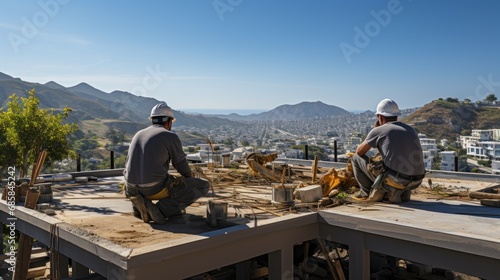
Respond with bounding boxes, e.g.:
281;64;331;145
403;99;500;141
207;101;351;121
0;73;246;131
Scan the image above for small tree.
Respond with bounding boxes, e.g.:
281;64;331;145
484;93;497;103
240;140;250;147
105;126;125;148
0;90;77;176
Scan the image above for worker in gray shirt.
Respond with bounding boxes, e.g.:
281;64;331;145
124;102;210;224
352;99;426;203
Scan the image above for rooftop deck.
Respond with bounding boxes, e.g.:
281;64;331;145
1;166;499;279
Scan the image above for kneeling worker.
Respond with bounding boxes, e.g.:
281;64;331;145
124;102;210;223
352;99;426;203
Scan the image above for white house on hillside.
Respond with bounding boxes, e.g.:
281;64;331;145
440;151;456;171
418;134;438;169
492;160;500;175
419;134;438;156
461;129;500;160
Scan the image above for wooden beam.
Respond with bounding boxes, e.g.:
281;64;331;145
13;151;46;280
13;190;40;280
312;156;319;183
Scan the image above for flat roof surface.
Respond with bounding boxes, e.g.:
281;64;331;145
43;170;500;250
50;177;288;249
1;167;499;279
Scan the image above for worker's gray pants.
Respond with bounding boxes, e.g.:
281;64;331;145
351;154;377;196
352;154;422;201
126;177;210;218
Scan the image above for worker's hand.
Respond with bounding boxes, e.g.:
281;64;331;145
374;119;380;127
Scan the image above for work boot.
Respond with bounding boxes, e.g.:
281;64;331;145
167;209;186;219
387;189;409;204
368;187;385;202
135;193;167;224
401;190;411;202
132;205;147;220
351;192;368;202
130;196;150;223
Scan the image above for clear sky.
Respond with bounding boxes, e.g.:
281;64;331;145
1;0;499;113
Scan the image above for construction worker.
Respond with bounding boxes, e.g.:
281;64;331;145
352;99;426;203
124;102;210;224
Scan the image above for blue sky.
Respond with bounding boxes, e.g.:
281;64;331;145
1;0;499;113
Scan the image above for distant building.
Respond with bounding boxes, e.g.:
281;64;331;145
460;129;500;160
492;160;500;175
419;134;438;156
440;139;449;146
422;150;433;170
472;129;494;141
440;151;457;171
231;146;254;161
344;136;362;152
296;140;308;146
417;134;438;169
283;149;303;159
186;143;231;163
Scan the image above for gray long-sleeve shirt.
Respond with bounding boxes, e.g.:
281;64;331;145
124;125;191;189
365;122;425;176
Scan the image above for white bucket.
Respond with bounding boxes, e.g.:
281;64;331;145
296;185;322;203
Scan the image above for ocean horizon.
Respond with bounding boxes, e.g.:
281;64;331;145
179;109;268;115
180;108;367;115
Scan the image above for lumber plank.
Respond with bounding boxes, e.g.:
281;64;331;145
469;191;500;200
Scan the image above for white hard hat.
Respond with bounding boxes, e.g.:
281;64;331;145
150;102;175;120
375;99;401;117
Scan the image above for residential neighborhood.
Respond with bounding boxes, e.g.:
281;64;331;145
178;110;500;175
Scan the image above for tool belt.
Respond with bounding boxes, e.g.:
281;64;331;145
384;166;425;181
383;176;406;190
145;188;169;200
145;175;186;200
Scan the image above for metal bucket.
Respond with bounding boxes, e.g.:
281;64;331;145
206;200;228;227
272;183;295;206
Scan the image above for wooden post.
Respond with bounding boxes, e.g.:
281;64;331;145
110;150;115;169
13;190;40;280
316;239;341;280
77;153;81;172
312;155;319;183
13;151;46;280
334;140;338;162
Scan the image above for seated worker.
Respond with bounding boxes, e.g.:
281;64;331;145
124;102;210;223
351;99;426;203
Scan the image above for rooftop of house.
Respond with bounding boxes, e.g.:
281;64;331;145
1;160;499;279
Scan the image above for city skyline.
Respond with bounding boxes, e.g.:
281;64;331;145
1;1;499;113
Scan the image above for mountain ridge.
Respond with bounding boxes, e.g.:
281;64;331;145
190;101;351;121
0;71;354;125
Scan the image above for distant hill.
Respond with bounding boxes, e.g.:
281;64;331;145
207;101;351;121
0;72;246;132
403;99;500;141
0;71;362;146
